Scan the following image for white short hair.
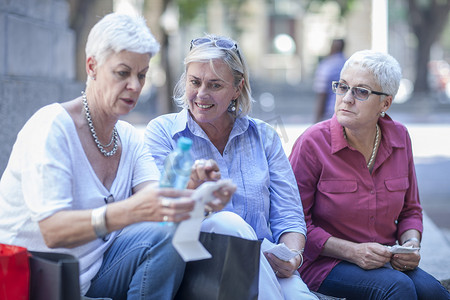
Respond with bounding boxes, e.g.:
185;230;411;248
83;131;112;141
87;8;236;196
341;50;402;98
85;12;160;68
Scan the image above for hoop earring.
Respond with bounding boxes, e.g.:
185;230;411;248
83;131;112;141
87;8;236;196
228;99;237;112
380;111;386;118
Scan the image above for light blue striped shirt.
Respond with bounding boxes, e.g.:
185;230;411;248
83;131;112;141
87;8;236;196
145;109;306;243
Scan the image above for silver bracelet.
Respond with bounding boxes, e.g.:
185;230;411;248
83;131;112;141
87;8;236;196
91;205;108;239
290;249;304;268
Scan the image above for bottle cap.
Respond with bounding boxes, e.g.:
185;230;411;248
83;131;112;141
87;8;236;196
177;137;193;151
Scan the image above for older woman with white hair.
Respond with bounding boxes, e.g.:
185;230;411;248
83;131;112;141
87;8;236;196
289;50;450;299
0;13;202;299
145;34;318;300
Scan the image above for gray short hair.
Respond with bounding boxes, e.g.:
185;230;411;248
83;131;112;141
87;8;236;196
85;13;160;83
341;50;402;99
173;34;254;116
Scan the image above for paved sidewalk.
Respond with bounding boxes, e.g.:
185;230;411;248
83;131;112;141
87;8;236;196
420;213;450;287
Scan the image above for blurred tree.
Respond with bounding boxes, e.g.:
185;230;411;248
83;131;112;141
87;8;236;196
407;0;450;93
144;0;212;114
309;0;450;95
145;0;248;114
305;0;357;17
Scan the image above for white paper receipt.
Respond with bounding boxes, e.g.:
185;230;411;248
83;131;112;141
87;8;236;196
261;238;301;261
387;245;420;254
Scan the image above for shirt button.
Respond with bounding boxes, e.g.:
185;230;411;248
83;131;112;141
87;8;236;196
224;151;228;155
370;190;375;194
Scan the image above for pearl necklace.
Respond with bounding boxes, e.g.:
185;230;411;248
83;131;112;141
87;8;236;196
81;91;118;157
343;124;380;169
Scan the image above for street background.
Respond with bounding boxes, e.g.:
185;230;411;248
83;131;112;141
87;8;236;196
1;0;449;287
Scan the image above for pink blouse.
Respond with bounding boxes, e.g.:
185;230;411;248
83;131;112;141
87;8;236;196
289;115;423;291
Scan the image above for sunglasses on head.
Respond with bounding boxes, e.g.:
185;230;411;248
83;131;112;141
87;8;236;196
190;37;243;64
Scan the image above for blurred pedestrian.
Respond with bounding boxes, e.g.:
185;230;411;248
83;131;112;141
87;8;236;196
314;39;346;123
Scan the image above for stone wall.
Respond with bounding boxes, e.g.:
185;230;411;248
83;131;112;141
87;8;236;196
0;0;83;172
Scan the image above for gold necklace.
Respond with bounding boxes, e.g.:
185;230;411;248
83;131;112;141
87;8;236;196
343;124;380;168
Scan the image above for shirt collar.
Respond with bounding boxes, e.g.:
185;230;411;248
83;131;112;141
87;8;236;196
169;108;190;138
330;115;347;154
330;113;406;154
171;108;250;140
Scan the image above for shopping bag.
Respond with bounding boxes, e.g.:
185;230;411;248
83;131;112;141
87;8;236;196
0;243;30;300
175;232;260;300
29;251;80;300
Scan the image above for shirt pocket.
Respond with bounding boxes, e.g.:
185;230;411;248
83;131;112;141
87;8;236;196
317;179;358;220
383;177;409;217
318;180;358;194
384;177;409;192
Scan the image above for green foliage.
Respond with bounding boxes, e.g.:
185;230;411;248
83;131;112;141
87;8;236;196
176;0;246;34
440;14;450;52
305;0;357;16
176;0;211;24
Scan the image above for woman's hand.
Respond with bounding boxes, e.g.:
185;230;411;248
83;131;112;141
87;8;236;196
187;159;221;189
264;232;305;278
390;239;421;272
264;252;302;278
390;251;420;272
351;242;392;270
204;183;237;214
127;183;195;224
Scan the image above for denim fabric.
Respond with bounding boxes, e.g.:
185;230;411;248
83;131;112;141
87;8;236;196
85;222;185;300
318;261;450;300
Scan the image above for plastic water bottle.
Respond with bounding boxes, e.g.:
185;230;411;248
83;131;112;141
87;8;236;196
160;137;193;189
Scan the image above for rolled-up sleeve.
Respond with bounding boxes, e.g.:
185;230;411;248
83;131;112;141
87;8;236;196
396;128;423;239
262;125;307;243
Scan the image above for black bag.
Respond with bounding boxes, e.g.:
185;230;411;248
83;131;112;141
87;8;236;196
29;251;80;300
175;232;260;300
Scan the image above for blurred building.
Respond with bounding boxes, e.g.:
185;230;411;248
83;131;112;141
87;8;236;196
0;0;387;171
0;0;447;171
0;0;113;172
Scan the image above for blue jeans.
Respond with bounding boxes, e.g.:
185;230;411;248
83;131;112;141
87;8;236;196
85;222;185;300
318;261;450;300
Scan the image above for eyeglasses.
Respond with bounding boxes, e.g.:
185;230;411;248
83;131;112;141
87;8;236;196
331;81;389;101
190;37;243;63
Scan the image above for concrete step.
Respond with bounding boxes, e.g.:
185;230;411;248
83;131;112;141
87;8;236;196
419;212;450;285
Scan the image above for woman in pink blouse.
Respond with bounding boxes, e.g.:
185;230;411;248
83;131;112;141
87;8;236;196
289;50;450;299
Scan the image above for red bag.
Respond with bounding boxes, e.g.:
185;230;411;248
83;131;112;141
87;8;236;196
0;243;30;300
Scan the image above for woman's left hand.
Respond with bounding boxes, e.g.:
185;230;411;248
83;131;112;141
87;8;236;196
204;183;237;214
390;244;421;272
264;252;301;278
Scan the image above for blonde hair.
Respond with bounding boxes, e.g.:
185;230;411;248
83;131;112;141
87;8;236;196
173;34;254;116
